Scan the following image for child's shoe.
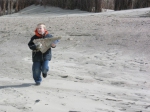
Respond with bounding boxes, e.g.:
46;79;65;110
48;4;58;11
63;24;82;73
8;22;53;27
42;73;47;78
35;82;41;86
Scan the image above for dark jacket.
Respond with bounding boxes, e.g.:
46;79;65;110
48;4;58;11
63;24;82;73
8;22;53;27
28;31;53;62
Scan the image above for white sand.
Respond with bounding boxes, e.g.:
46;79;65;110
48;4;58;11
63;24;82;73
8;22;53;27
0;5;150;112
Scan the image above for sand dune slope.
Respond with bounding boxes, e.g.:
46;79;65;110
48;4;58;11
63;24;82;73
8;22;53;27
0;5;150;112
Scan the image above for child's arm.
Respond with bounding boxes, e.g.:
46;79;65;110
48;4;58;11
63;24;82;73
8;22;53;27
46;34;59;48
28;36;37;50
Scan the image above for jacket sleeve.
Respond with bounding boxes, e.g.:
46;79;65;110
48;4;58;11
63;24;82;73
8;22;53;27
47;34;59;44
53;39;59;44
28;36;37;50
46;34;59;48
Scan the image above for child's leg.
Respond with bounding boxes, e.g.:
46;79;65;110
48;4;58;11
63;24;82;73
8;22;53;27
41;60;49;78
32;62;42;83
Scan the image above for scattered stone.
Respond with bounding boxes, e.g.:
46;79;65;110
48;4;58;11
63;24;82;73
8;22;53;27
35;99;40;103
89;94;95;96
61;103;66;106
59;75;68;78
69;111;80;112
145;105;150;109
67;38;73;40
92;98;99;101
59;96;64;99
106;98;122;101
75;76;84;80
119;108;126;111
94;77;103;81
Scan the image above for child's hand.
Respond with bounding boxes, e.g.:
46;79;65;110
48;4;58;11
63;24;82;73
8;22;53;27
51;43;56;48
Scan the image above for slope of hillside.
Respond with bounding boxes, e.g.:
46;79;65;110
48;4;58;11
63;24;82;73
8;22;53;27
0;5;150;112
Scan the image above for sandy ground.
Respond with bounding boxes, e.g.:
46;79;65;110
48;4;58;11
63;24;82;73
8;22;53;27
0;5;150;112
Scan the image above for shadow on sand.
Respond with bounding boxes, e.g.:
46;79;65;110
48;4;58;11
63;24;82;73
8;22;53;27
0;83;34;89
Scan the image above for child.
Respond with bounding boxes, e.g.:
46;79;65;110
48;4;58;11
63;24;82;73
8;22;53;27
28;23;58;85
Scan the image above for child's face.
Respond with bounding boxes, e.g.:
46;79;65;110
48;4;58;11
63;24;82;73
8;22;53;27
37;25;45;35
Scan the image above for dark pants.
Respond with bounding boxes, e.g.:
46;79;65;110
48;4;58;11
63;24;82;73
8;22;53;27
32;60;49;83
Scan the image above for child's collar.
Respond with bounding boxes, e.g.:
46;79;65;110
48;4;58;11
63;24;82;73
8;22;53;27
35;29;48;38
